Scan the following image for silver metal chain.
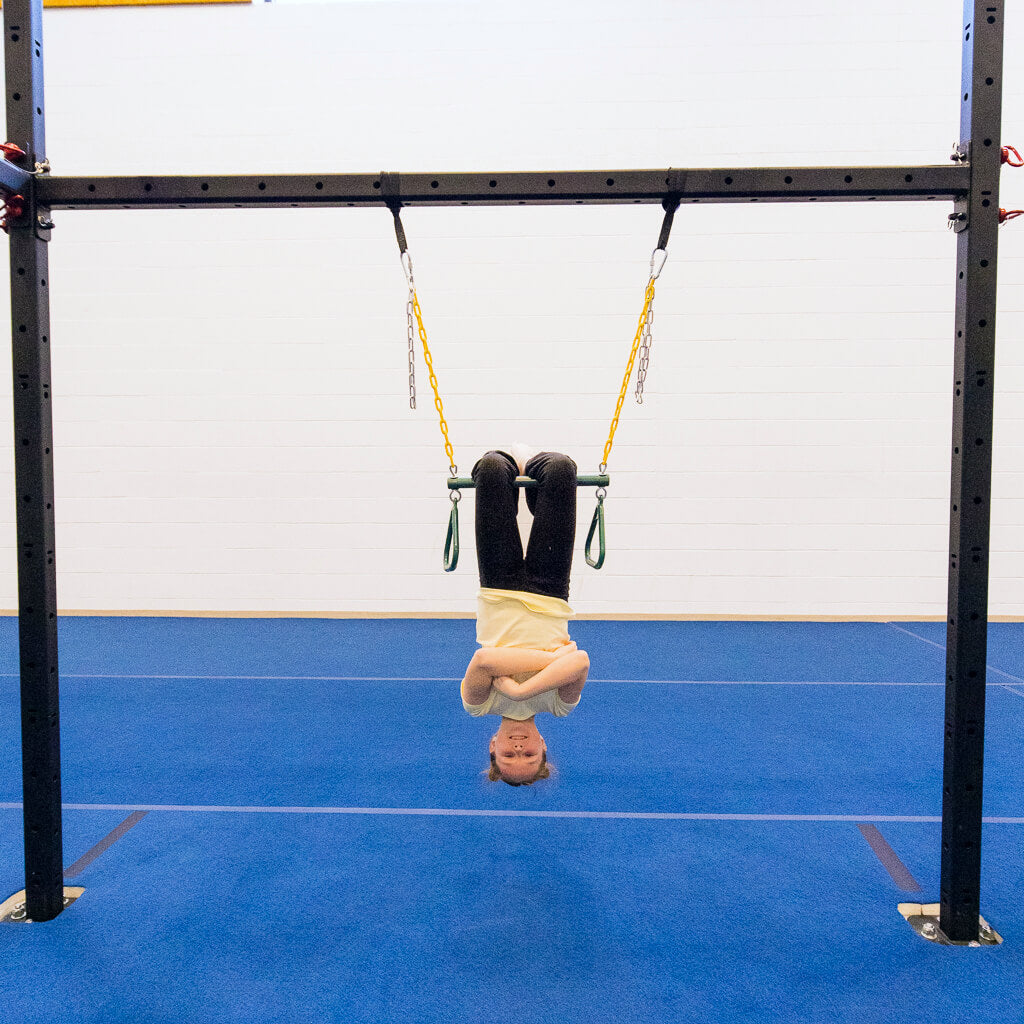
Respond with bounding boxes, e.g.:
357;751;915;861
635;286;655;405
406;290;417;409
635;247;667;405
402;251;417;409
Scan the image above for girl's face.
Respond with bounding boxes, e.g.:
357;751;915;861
490;723;546;783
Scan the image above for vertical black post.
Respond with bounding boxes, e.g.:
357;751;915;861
939;0;1003;943
4;0;63;921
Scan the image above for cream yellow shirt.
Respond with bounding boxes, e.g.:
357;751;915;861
463;587;580;719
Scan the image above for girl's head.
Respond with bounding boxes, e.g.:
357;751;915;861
487;748;551;786
487;718;549;786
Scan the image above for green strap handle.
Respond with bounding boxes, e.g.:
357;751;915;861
585;495;606;570
443;496;460;572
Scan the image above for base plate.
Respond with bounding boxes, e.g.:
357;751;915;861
898;903;1002;946
0;888;84;923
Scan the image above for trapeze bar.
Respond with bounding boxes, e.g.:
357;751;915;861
37;165;969;211
448;475;610;490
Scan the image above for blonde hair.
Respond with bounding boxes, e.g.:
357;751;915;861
485;750;552;787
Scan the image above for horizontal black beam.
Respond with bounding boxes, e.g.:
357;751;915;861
0;155;31;194
38;165;970;210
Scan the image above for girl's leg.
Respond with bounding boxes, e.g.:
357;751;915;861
472;450;526;590
523;451;577;600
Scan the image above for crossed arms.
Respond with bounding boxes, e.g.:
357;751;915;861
460;642;590;708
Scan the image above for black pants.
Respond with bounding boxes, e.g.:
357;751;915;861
471;450;578;602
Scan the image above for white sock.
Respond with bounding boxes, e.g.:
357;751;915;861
510;442;537;476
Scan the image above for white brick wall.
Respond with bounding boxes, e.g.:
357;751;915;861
0;0;1019;615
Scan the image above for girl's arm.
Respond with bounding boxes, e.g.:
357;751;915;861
460;645;565;705
493;650;590;703
474;645;565;677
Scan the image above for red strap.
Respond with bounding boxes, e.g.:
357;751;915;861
0;193;25;233
1002;146;1024;167
0;142;25;162
999;208;1023;224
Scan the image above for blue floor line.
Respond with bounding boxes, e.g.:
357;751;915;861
1;672;1015;686
986;666;1024;684
0;673;975;684
4;802;1024;823
887;621;1024;684
0;673;459;682
886;622;946;651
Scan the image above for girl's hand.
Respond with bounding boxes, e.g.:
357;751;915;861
552;641;578;659
493;675;523;699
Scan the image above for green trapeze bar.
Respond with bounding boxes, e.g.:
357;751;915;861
448;475;610;490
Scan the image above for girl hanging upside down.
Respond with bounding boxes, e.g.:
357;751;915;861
460;447;590;786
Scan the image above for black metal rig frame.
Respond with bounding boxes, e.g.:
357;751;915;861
2;0;1005;941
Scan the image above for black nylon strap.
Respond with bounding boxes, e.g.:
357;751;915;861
657;199;679;251
391;208;408;254
380;171;408;254
656;168;685;250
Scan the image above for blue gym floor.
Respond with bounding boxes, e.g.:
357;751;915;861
1;618;1022;1023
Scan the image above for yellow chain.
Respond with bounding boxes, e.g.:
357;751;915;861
602;276;656;468
410;291;456;470
412;269;653;474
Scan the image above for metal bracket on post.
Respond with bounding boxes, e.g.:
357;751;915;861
948;200;969;233
948;142;970;231
35;207;52;242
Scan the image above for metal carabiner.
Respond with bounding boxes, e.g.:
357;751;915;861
401;250;415;289
649;247;668;281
